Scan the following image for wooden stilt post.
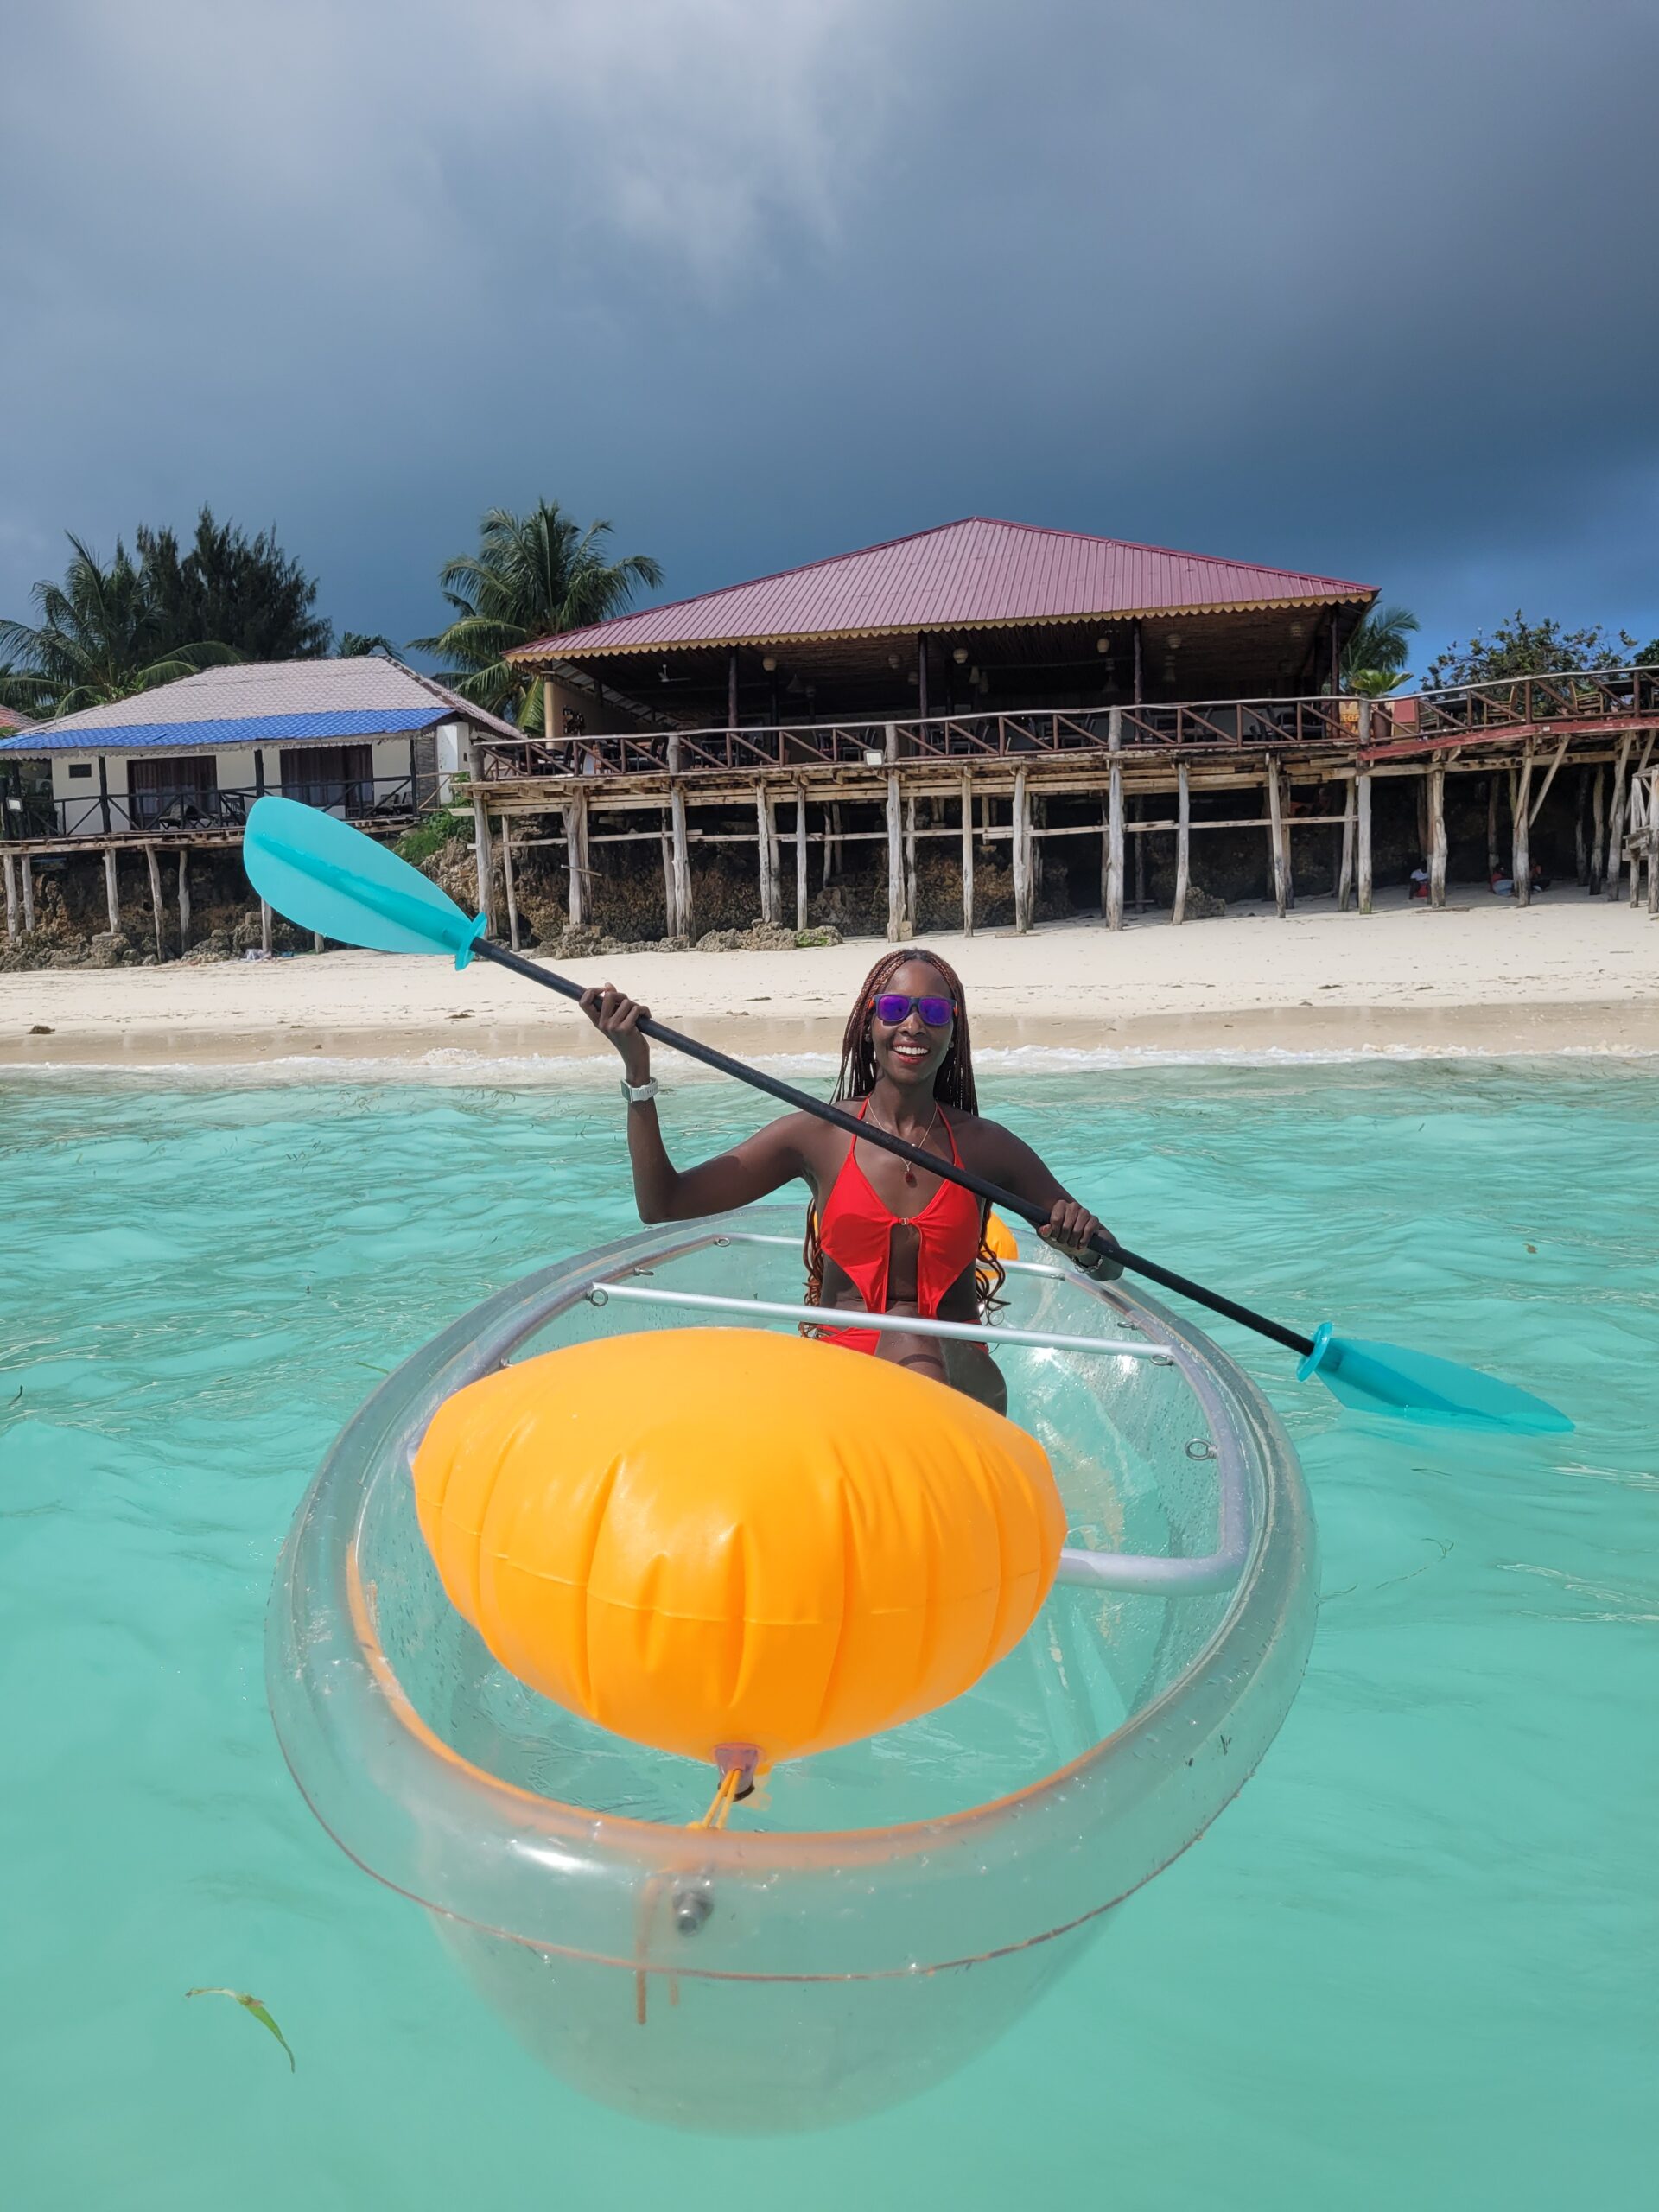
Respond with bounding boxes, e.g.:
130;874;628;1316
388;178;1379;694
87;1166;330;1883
670;787;691;942
563;793;589;928
886;772;904;941
313;932;325;956
1338;777;1356;911
471;786;494;931
756;787;777;925
1487;774;1502;879
823;803;840;890
1590;766;1606;895
659;818;674;936
178;850;191;949
260;899;273;955
1357;772;1373;915
1605;734;1632;898
21;854;35;933
1632;764;1650;912
1172;760;1191;924
3;849;16;943
501;818;520;950
1513;743;1534;906
904;794;918;934
1013;767;1033;934
1647;770;1658;918
144;843;163;956
1132;793;1147;911
1574;769;1588;887
1267;757;1289;918
1105;709;1123;931
1528;732;1571;828
960;769;975;936
665;734;691;941
1428;766;1447;907
794;785;808;933
104;847;119;933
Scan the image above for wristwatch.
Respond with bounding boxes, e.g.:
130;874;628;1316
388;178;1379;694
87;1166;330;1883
620;1076;659;1105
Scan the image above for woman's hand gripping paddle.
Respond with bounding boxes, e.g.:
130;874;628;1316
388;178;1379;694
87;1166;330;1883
243;796;1573;1437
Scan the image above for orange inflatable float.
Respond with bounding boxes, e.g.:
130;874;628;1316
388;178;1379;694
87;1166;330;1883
411;1327;1065;1769
983;1211;1020;1262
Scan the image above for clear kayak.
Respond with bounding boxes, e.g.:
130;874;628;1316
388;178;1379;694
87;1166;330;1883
267;1206;1318;2131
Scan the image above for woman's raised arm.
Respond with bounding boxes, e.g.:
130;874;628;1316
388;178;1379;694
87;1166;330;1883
579;984;812;1224
972;1121;1123;1277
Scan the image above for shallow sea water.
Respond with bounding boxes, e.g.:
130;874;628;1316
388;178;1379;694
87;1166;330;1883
1;1055;1654;2209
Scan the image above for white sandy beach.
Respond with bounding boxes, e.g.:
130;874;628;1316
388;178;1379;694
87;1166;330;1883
3;889;1656;1071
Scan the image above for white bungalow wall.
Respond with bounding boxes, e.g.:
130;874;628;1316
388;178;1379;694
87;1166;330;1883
48;727;467;833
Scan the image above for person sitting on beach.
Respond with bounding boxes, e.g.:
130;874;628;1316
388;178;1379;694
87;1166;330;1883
1490;861;1551;896
581;947;1119;1411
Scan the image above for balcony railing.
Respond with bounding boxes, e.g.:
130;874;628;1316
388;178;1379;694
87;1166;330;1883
1408;664;1659;739
471;667;1659;785
1;775;426;842
474;696;1363;781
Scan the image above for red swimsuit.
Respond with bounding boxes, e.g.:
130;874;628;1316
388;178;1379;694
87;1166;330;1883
815;1104;984;1356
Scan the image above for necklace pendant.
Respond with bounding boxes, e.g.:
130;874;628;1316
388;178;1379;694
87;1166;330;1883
903;1165;917;1185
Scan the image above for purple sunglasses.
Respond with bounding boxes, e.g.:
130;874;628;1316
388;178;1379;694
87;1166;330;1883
870;991;956;1027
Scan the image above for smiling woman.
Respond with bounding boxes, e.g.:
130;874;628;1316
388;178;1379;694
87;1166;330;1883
579;946;1121;1409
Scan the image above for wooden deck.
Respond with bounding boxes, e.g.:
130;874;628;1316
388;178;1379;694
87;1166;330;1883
461;680;1659;944
5;673;1656;951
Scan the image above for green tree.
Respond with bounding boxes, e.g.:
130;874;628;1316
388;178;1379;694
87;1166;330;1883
1339;602;1419;695
0;533;239;718
1426;612;1637;690
336;632;397;658
412;501;663;729
137;506;332;661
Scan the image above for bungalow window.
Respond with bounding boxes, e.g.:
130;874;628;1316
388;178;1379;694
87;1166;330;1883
67;761;93;779
128;754;219;829
279;744;374;816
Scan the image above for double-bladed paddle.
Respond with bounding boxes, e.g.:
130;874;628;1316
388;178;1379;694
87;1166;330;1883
243;795;1572;1435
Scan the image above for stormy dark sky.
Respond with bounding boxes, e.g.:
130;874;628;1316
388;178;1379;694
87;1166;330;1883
3;0;1656;672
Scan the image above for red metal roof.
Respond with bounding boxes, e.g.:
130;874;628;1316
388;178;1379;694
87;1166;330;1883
0;704;30;732
517;517;1376;660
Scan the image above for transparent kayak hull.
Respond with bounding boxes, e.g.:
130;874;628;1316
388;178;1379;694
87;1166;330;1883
267;1209;1318;2131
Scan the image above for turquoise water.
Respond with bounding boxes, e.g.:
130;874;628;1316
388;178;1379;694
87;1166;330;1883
1;1056;1654;2208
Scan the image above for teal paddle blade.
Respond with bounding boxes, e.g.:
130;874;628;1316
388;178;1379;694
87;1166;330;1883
1298;1322;1573;1434
243;795;486;968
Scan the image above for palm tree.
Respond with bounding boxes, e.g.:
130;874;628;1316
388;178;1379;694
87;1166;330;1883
0;534;239;718
1339;602;1420;696
412;502;663;730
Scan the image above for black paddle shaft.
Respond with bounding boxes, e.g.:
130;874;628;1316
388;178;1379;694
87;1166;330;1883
475;940;1316;1359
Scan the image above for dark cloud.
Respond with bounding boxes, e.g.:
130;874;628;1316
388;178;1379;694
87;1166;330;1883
3;0;1656;673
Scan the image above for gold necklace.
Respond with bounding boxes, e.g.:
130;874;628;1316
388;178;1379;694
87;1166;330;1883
863;1100;939;1186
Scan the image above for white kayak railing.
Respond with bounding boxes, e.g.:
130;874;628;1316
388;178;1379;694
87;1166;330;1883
586;1279;1175;1363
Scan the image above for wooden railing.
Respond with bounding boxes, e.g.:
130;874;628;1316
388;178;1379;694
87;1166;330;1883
0;775;427;843
1407;664;1659;739
472;669;1659;784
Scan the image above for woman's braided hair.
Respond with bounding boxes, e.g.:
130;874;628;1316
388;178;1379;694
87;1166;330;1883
803;947;1007;1314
